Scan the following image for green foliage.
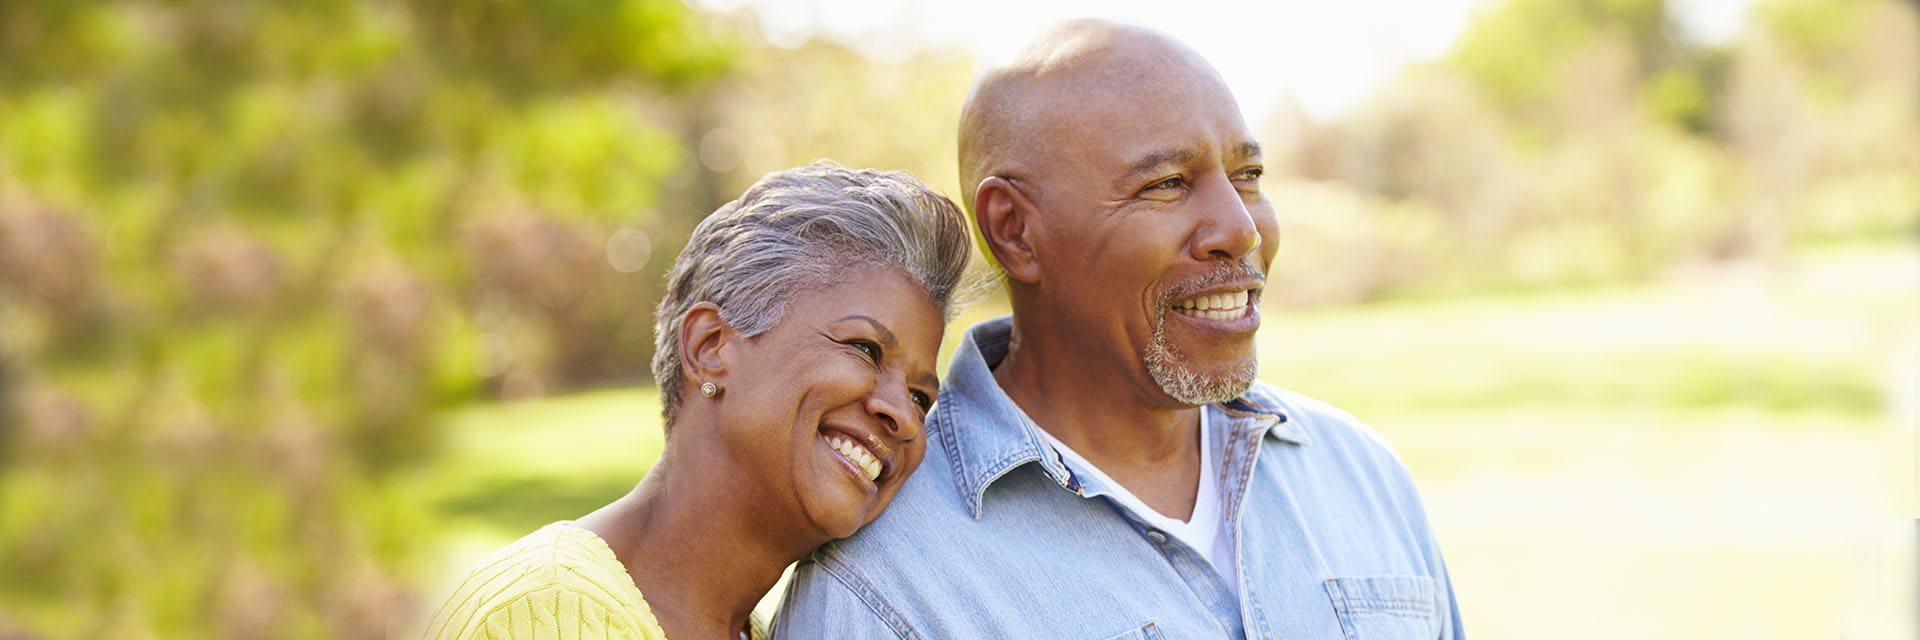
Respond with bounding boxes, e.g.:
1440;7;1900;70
0;0;733;636
425;389;664;537
1642;66;1709;131
1450;0;1676;117
1278;0;1917;305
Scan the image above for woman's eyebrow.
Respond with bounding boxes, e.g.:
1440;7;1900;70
836;315;898;348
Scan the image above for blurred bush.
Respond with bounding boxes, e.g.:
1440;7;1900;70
1266;0;1919;304
0;0;733;636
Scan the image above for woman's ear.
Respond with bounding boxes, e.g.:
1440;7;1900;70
678;301;732;385
975;176;1041;284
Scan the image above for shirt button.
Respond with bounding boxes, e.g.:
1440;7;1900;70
1146;530;1167;544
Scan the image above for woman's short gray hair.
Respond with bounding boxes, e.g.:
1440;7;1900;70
652;161;975;426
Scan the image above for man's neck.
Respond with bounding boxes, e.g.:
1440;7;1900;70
990;318;1204;519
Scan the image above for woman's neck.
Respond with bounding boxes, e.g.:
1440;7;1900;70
578;442;817;640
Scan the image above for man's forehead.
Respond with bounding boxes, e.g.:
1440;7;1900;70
959;21;1255;193
1027;77;1255;166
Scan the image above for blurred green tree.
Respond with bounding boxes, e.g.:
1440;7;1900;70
1270;0;1916;304
0;1;732;637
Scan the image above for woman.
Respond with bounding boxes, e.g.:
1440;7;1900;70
422;162;975;640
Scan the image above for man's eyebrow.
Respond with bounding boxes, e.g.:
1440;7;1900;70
917;372;941;392
1116;148;1195;189
839;315;898;348
1231;141;1263;162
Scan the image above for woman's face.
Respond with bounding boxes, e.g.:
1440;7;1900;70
717;265;943;540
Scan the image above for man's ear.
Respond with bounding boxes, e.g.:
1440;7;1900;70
678;301;732;385
974;176;1041;283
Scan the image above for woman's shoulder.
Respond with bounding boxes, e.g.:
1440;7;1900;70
420;522;665;640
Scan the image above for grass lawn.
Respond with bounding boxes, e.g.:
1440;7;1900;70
415;242;1917;639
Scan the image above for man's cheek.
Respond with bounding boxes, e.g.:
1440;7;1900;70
1256;220;1281;265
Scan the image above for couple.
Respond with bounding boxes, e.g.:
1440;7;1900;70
424;21;1462;640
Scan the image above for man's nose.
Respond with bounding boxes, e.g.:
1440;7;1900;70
1189;173;1261;261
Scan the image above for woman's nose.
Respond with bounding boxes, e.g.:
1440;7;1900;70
866;382;923;442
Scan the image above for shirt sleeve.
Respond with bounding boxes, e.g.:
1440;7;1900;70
771;558;915;640
1433;545;1466;639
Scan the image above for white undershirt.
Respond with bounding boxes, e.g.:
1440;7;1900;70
1035;410;1240;602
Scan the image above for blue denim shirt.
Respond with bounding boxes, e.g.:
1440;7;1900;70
774;317;1464;639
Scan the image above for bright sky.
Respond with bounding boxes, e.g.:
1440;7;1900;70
689;0;1757;121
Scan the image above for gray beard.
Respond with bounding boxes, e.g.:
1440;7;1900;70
1144;305;1258;406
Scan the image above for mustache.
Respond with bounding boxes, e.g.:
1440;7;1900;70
1158;258;1265;306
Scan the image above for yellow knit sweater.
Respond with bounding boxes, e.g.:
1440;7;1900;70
421;522;667;640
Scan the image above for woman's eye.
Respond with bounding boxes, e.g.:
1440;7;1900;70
910;390;932;413
848;340;881;363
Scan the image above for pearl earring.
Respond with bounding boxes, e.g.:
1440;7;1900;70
700;381;718;397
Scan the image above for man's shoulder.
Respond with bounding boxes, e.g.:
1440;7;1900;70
1228;378;1428;499
1236;382;1441;528
1241;380;1414;470
776;434;1047;636
814;437;979;563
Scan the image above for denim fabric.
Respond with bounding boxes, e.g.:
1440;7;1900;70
773;316;1463;639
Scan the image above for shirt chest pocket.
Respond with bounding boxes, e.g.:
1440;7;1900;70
1323;576;1441;640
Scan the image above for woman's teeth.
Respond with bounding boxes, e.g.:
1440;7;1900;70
826;433;882;481
1173;290;1250;320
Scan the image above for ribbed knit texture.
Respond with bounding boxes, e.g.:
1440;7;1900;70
421;522;667;640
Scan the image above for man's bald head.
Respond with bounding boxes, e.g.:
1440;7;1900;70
956;20;1238;213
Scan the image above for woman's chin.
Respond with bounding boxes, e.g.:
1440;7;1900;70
794;439;887;537
800;499;872;541
799;480;888;541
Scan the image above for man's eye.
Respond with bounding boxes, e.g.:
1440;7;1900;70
1238;167;1264;181
1136;174;1182;192
910;390;932;412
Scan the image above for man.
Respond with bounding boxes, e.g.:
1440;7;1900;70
775;20;1462;639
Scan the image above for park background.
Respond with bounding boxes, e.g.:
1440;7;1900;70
0;0;1915;637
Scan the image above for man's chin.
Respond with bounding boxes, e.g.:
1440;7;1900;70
1145;353;1258;406
1147;304;1261;405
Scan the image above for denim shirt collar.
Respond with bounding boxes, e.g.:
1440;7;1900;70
932;316;1306;519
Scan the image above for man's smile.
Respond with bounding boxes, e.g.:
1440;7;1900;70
1170;287;1258;322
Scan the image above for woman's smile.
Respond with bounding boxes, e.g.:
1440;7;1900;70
822;427;889;486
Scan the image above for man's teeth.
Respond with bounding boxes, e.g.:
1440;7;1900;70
1174;290;1250;320
827;433;882;481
